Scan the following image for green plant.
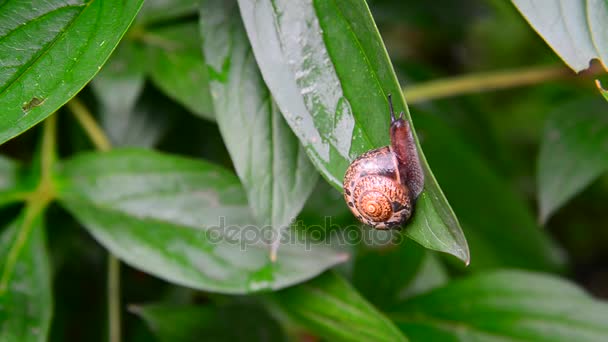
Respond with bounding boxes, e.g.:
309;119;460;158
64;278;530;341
2;0;608;341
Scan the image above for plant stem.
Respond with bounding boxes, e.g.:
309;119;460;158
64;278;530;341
0;115;57;294
403;64;579;103
108;256;121;342
67;98;111;152
67;98;120;342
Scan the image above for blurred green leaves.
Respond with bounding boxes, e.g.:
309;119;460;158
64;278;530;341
512;0;608;72
390;270;608;341
200;0;318;261
271;272;408;342
0;211;51;342
237;0;469;264
538;98;608;223
56;149;346;293
133;302;286;341
0;0;144;145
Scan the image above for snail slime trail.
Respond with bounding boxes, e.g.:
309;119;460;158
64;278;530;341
343;94;424;229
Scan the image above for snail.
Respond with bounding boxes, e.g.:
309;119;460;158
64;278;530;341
343;94;424;229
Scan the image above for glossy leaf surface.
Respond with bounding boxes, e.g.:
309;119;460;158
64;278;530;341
390;270;608;341
0;0;144;145
200;0;318;259
237;0;469;264
56;149;347;294
512;0;608;72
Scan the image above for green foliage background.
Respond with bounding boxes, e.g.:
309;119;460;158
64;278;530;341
1;0;608;341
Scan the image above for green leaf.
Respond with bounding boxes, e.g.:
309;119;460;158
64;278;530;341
538;98;608;223
596;80;608;102
200;0;318;260
237;0;469;264
91;41;166;147
137;0;201;24
389;270;608;341
512;0;608;72
415;112;564;271
0;0;144;145
0;209;52;342
270;272;408;342
353;241;425;310
56;149;347;294
0;156;28;207
132;302;286;341
146;23;215;121
398;253;448;300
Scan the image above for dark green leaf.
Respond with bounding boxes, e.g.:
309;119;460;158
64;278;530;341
0;209;52;342
92;42;160;147
512;0;608;72
538;98;608;223
270;271;408;342
0;156;28;207
137;0;201;24
0;0;144;145
398;253;448;300
56;149;347;294
597;80;608;102
389;270;608;342
353;241;425;310
200;0;318;260
415;112;564;271
237;0;469;264
147;23;214;121
132;302;286;342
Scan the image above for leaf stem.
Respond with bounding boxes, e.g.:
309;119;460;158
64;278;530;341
67;97;120;342
0;115;57;294
67;98;111;152
402;64;598;104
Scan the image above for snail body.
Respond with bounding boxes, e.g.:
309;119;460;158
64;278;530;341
343;95;424;229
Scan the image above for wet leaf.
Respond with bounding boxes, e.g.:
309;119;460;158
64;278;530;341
237;0;469;264
0;0;144;145
389;270;608;341
512;0;608;72
200;0;318;260
56;149;347;294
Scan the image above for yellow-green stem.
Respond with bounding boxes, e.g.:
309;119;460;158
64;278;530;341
67;98;111;152
403;64;577;104
0;115;57;293
67;98;119;342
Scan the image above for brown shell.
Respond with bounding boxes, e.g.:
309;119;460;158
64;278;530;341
343;146;412;229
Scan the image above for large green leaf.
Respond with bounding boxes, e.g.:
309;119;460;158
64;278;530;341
415;112;564;271
389;270;608;341
0;210;52;342
0;0;144;145
200;0;318;260
146;23;215;121
538;98;608;223
512;0;608;72
270;272;408;342
56;149;347;294
132;302;286;341
237;0;469;264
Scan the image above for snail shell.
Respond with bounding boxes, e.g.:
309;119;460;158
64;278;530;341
343;95;424;229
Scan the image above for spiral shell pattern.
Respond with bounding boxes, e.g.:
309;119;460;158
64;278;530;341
343;147;412;229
